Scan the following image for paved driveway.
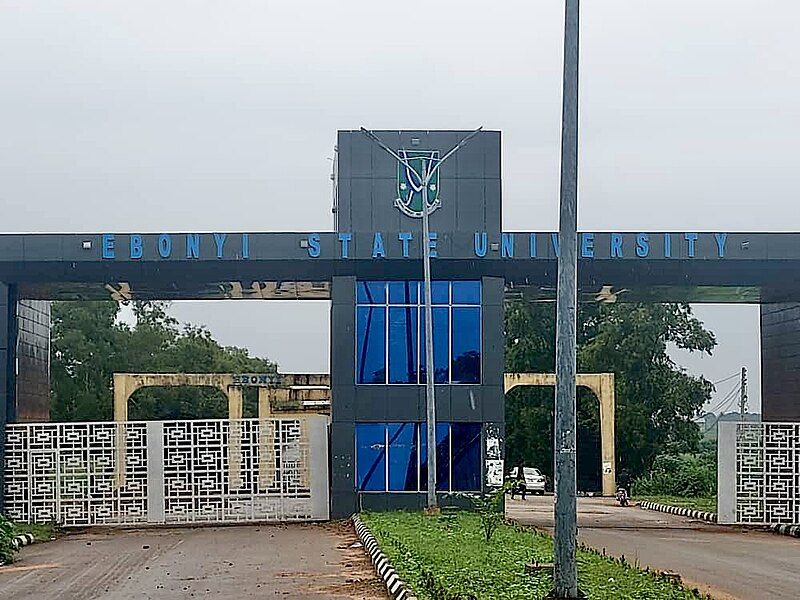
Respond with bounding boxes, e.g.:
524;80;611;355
0;522;386;600
507;496;800;600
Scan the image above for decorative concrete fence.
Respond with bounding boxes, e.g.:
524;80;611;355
718;421;799;525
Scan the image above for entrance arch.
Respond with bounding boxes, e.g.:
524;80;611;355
504;372;616;496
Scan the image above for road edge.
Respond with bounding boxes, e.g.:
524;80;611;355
351;514;418;600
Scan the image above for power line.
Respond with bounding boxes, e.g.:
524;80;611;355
705;381;741;415
712;372;740;386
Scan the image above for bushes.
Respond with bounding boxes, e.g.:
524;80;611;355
0;513;17;564
632;452;716;498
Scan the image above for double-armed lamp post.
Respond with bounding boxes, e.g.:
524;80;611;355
360;127;482;509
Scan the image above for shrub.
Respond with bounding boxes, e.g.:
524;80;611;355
632;451;716;497
0;513;17;564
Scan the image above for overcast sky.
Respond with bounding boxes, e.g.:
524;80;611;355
3;1;796;412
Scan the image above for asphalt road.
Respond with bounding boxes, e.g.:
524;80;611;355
507;496;800;600
0;522;386;600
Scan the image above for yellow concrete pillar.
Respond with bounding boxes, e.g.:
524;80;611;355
227;386;244;488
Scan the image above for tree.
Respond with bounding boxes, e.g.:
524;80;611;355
50;300;276;421
504;301;715;488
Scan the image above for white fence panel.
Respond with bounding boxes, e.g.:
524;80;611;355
4;417;329;526
718;421;800;525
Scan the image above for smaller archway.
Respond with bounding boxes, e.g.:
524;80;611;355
504;373;616;496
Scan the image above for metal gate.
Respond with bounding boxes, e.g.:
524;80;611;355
4;416;329;526
718;421;799;525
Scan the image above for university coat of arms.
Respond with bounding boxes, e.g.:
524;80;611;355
395;149;442;218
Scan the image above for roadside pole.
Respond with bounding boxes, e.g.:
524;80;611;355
553;0;580;597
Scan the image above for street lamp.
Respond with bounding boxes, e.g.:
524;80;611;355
360;127;482;509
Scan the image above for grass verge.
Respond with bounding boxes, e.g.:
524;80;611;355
636;496;716;513
362;511;710;600
12;522;57;542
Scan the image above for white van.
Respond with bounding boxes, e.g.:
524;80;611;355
508;466;546;495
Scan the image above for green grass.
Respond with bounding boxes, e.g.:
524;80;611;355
11;522;56;542
636;496;717;513
362;511;710;600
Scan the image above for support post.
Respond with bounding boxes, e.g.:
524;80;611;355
554;0;580;595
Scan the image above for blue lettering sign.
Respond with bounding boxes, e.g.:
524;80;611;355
685;232;698;258
611;233;623;258
664;233;672;258
158;234;172;258
213;233;227;258
715;233;727;258
529;233;537;258
636;233;649;258
551;233;560;257
102;234;115;259
398;232;412;258
501;233;514;258
372;233;386;258
307;233;321;258
428;232;438;258
186;233;200;259
581;233;594;258
338;232;352;258
241;233;250;259
474;232;487;257
130;234;143;259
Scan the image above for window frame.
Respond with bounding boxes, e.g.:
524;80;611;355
355;422;483;494
355;281;481;385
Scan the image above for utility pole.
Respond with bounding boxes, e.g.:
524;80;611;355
740;367;748;421
553;0;580;597
359;127;482;510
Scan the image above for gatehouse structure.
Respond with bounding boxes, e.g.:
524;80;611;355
2;129;800;521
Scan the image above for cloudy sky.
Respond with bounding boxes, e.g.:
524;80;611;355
3;0;795;411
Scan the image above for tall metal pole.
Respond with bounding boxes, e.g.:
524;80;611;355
554;0;580;597
421;164;438;509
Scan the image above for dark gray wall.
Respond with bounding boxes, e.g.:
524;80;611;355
14;300;50;422
761;303;800;421
335;130;501;237
329;275;505;518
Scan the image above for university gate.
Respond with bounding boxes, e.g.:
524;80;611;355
4;416;329;526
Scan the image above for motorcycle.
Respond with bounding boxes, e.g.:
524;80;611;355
615;487;629;507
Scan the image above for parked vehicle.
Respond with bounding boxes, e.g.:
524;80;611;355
507;466;546;498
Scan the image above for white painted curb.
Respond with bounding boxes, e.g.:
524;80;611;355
638;500;718;523
351;514;418;600
0;533;36;567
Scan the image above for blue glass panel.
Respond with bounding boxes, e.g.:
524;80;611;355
388;307;418;384
388;423;418;491
451;423;482;491
357;281;386;304
451;307;481;384
419;423;451;492
356;306;386;384
419;307;449;384
388;281;419;305
356;424;386;491
431;281;449;304
452;281;481;305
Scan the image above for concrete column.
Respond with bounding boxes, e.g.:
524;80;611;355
717;421;738;524
227;386;244;488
